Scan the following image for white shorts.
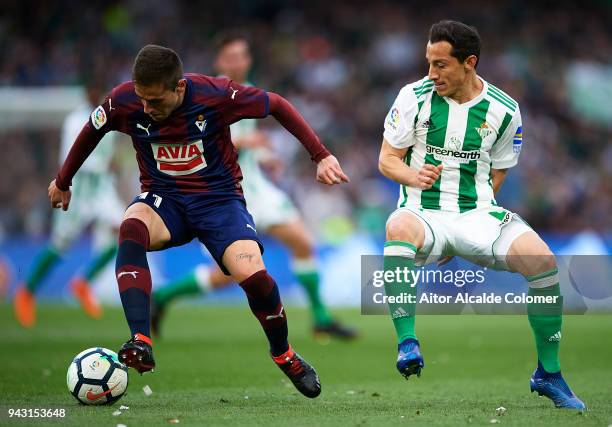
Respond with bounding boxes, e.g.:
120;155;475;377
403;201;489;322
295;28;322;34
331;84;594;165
387;206;533;271
242;173;298;231
51;173;124;251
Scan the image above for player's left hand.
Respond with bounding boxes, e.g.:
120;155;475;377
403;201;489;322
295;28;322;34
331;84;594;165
316;155;350;185
48;179;72;211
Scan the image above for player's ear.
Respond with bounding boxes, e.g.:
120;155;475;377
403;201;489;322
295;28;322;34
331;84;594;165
464;55;478;71
176;79;187;94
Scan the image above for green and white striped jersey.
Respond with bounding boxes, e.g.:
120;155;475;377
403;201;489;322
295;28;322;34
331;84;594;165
231;115;266;184
228;81;268;187
383;76;523;213
60;103;116;173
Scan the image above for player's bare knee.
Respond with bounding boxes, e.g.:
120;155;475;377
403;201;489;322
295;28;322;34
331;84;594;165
530;250;557;275
507;233;557;276
290;237;314;259
223;240;266;282
230;258;266;283
385;214;424;249
514;254;556;278
123;204;152;224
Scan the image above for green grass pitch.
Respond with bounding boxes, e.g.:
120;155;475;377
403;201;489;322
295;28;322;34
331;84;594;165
0;305;611;426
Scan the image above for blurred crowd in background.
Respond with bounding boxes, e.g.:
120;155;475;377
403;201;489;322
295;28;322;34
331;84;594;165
1;0;610;241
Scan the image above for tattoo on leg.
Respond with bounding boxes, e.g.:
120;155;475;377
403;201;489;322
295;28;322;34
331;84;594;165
236;252;256;263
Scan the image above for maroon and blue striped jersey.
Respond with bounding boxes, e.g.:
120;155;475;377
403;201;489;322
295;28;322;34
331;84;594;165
93;73;269;195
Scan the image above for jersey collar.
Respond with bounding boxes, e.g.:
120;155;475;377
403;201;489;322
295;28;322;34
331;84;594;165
442;76;487;108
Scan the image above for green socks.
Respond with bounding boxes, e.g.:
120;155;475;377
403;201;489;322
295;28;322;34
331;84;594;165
527;268;563;373
26;243;116;293
26;246;61;293
153;265;211;307
380;241;562;372
84;244;117;281
383;241;417;344
293;258;333;326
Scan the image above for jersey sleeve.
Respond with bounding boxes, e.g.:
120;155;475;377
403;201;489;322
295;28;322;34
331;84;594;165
86;82;136;135
490;108;522;169
219;80;270;127
383;86;419;149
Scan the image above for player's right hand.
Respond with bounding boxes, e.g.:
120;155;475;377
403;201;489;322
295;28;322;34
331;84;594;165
416;164;443;190
316;155;350;186
48;179;72;211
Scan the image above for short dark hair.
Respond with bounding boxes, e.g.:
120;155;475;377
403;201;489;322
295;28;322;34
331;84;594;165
214;32;249;55
132;44;183;90
429;20;481;66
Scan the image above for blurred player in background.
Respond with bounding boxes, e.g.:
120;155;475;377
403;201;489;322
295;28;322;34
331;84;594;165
48;44;350;397
151;35;357;341
379;20;585;409
13;77;123;327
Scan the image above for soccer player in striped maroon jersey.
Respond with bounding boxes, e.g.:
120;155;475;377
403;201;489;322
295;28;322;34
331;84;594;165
151;35;357;342
48;44;349;398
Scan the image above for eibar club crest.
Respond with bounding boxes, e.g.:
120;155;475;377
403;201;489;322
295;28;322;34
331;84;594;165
195;114;207;133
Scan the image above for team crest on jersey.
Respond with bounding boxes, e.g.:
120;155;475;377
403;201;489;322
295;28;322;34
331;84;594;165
195;117;207;133
386;107;400;130
151;140;207;176
91;106;107;130
513;126;523;154
475;122;493;140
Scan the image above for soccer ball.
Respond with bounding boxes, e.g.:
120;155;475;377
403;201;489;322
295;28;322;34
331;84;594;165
66;347;129;405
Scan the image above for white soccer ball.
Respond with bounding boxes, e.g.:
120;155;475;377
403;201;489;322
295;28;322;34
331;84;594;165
67;347;129;405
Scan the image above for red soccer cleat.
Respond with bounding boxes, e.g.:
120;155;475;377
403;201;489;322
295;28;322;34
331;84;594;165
272;345;321;398
118;333;155;374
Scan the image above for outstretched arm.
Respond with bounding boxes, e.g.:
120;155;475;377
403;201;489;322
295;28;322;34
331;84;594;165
267;92;349;185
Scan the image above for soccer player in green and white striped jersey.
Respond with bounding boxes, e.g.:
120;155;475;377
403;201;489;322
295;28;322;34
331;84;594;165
14;77;125;327
379;20;584;409
388;74;521;213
